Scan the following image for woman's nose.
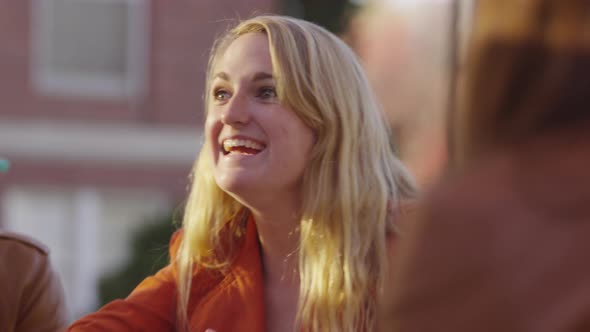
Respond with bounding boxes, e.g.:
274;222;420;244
220;93;250;126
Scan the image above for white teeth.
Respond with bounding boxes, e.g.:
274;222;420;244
223;138;264;152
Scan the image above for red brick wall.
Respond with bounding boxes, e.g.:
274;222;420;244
152;0;277;125
0;0;276;126
0;0;277;227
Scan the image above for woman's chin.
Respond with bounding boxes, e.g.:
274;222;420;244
216;175;260;198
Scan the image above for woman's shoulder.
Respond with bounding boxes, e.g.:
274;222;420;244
68;230;185;331
168;228;183;262
67;229;200;332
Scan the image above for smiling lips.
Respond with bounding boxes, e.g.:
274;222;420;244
222;138;266;155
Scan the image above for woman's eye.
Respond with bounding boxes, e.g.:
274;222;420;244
213;89;231;101
258;87;277;99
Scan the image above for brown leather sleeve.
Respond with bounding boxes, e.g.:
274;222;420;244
16;252;68;332
0;234;68;332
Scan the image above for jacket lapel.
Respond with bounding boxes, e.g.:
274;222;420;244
189;217;266;331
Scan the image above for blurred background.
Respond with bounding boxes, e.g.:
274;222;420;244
0;0;473;323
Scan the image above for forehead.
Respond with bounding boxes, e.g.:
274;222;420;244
213;32;273;74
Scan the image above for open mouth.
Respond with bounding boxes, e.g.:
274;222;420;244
222;138;266;156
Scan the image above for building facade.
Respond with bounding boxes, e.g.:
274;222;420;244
0;0;273;321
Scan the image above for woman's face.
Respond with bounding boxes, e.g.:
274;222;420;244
205;33;315;203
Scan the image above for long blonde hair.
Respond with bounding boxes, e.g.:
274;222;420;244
176;15;416;331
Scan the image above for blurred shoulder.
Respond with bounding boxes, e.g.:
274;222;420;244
427;153;515;209
420;150;520;230
0;230;49;256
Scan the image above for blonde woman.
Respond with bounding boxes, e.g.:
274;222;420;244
68;15;415;332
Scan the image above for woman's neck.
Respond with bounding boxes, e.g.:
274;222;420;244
250;203;301;332
251;205;300;286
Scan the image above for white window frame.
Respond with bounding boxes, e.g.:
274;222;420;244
31;0;150;99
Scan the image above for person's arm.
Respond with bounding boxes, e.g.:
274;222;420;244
67;231;183;332
16;251;68;332
67;265;178;332
0;232;68;332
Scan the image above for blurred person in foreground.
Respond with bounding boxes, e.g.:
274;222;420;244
0;162;68;332
68;15;416;332
381;0;590;331
346;1;452;188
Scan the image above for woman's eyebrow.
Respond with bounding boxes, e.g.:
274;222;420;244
212;71;274;82
251;72;274;82
213;71;230;81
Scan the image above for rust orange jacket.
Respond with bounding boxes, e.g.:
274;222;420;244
67;218;266;332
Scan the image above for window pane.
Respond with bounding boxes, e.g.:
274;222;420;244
49;0;128;77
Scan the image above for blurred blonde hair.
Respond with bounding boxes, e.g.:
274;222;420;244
176;15;416;331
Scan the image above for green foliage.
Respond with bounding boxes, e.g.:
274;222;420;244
98;215;177;307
